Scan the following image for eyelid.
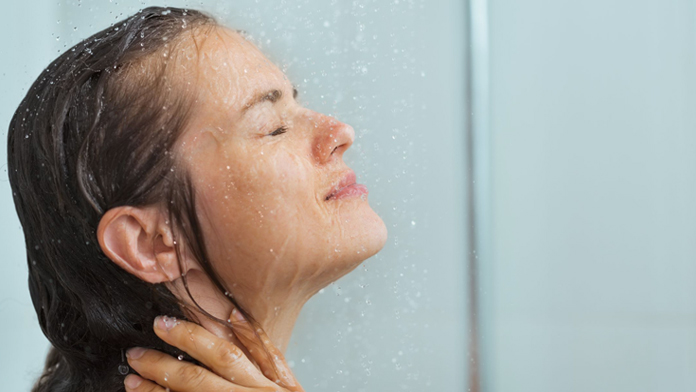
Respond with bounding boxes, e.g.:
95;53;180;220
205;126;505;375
268;125;288;136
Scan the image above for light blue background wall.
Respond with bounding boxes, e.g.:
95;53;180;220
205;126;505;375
481;0;696;391
0;1;469;391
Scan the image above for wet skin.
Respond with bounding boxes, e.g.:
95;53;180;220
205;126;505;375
167;26;388;349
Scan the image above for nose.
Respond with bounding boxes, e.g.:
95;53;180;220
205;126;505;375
310;112;354;164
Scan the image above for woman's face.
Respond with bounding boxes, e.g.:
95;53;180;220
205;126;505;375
174;27;387;306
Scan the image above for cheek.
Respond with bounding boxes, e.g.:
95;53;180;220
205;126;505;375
188;139;332;256
268;148;314;199
202;147;317;228
244;148;320;230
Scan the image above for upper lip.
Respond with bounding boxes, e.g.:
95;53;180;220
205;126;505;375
325;170;357;200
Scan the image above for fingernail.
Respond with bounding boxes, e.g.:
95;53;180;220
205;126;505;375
232;308;245;322
154;315;177;331
124;374;143;389
126;347;145;360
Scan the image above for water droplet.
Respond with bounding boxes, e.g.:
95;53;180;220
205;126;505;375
177;355;184;360
117;364;129;375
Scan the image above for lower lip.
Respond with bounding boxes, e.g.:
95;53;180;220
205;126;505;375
327;184;368;200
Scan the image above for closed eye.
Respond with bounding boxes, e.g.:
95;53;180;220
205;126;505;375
269;126;288;136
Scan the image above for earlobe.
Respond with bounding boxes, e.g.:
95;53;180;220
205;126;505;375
97;206;182;283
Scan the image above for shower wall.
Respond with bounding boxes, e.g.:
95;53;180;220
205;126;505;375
481;0;696;391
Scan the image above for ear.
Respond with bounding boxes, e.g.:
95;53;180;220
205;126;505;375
97;205;183;283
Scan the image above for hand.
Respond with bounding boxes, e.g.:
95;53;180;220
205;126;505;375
123;312;304;392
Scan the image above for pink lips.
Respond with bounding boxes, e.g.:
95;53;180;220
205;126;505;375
325;170;369;201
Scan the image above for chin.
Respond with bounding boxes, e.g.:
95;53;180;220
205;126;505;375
305;199;387;292
359;209;388;258
336;202;388;268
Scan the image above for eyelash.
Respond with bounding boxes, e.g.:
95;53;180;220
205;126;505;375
268;125;288;136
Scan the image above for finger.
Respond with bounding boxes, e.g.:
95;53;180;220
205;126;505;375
127;347;252;392
253;325;303;391
124;374;166;392
152;316;269;388
228;308;304;392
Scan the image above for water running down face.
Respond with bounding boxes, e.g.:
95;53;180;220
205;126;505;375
172;27;388;312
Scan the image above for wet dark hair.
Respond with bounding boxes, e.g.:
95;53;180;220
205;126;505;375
8;6;267;392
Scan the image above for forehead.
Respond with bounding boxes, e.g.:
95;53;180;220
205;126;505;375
180;27;287;113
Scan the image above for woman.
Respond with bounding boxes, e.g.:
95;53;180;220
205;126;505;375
8;6;387;392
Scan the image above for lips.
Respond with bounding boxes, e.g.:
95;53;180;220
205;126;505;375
325;170;368;200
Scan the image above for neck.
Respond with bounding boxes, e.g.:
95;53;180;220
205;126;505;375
169;269;311;353
237;293;307;352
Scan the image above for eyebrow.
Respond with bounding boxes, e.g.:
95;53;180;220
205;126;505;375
242;86;299;113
